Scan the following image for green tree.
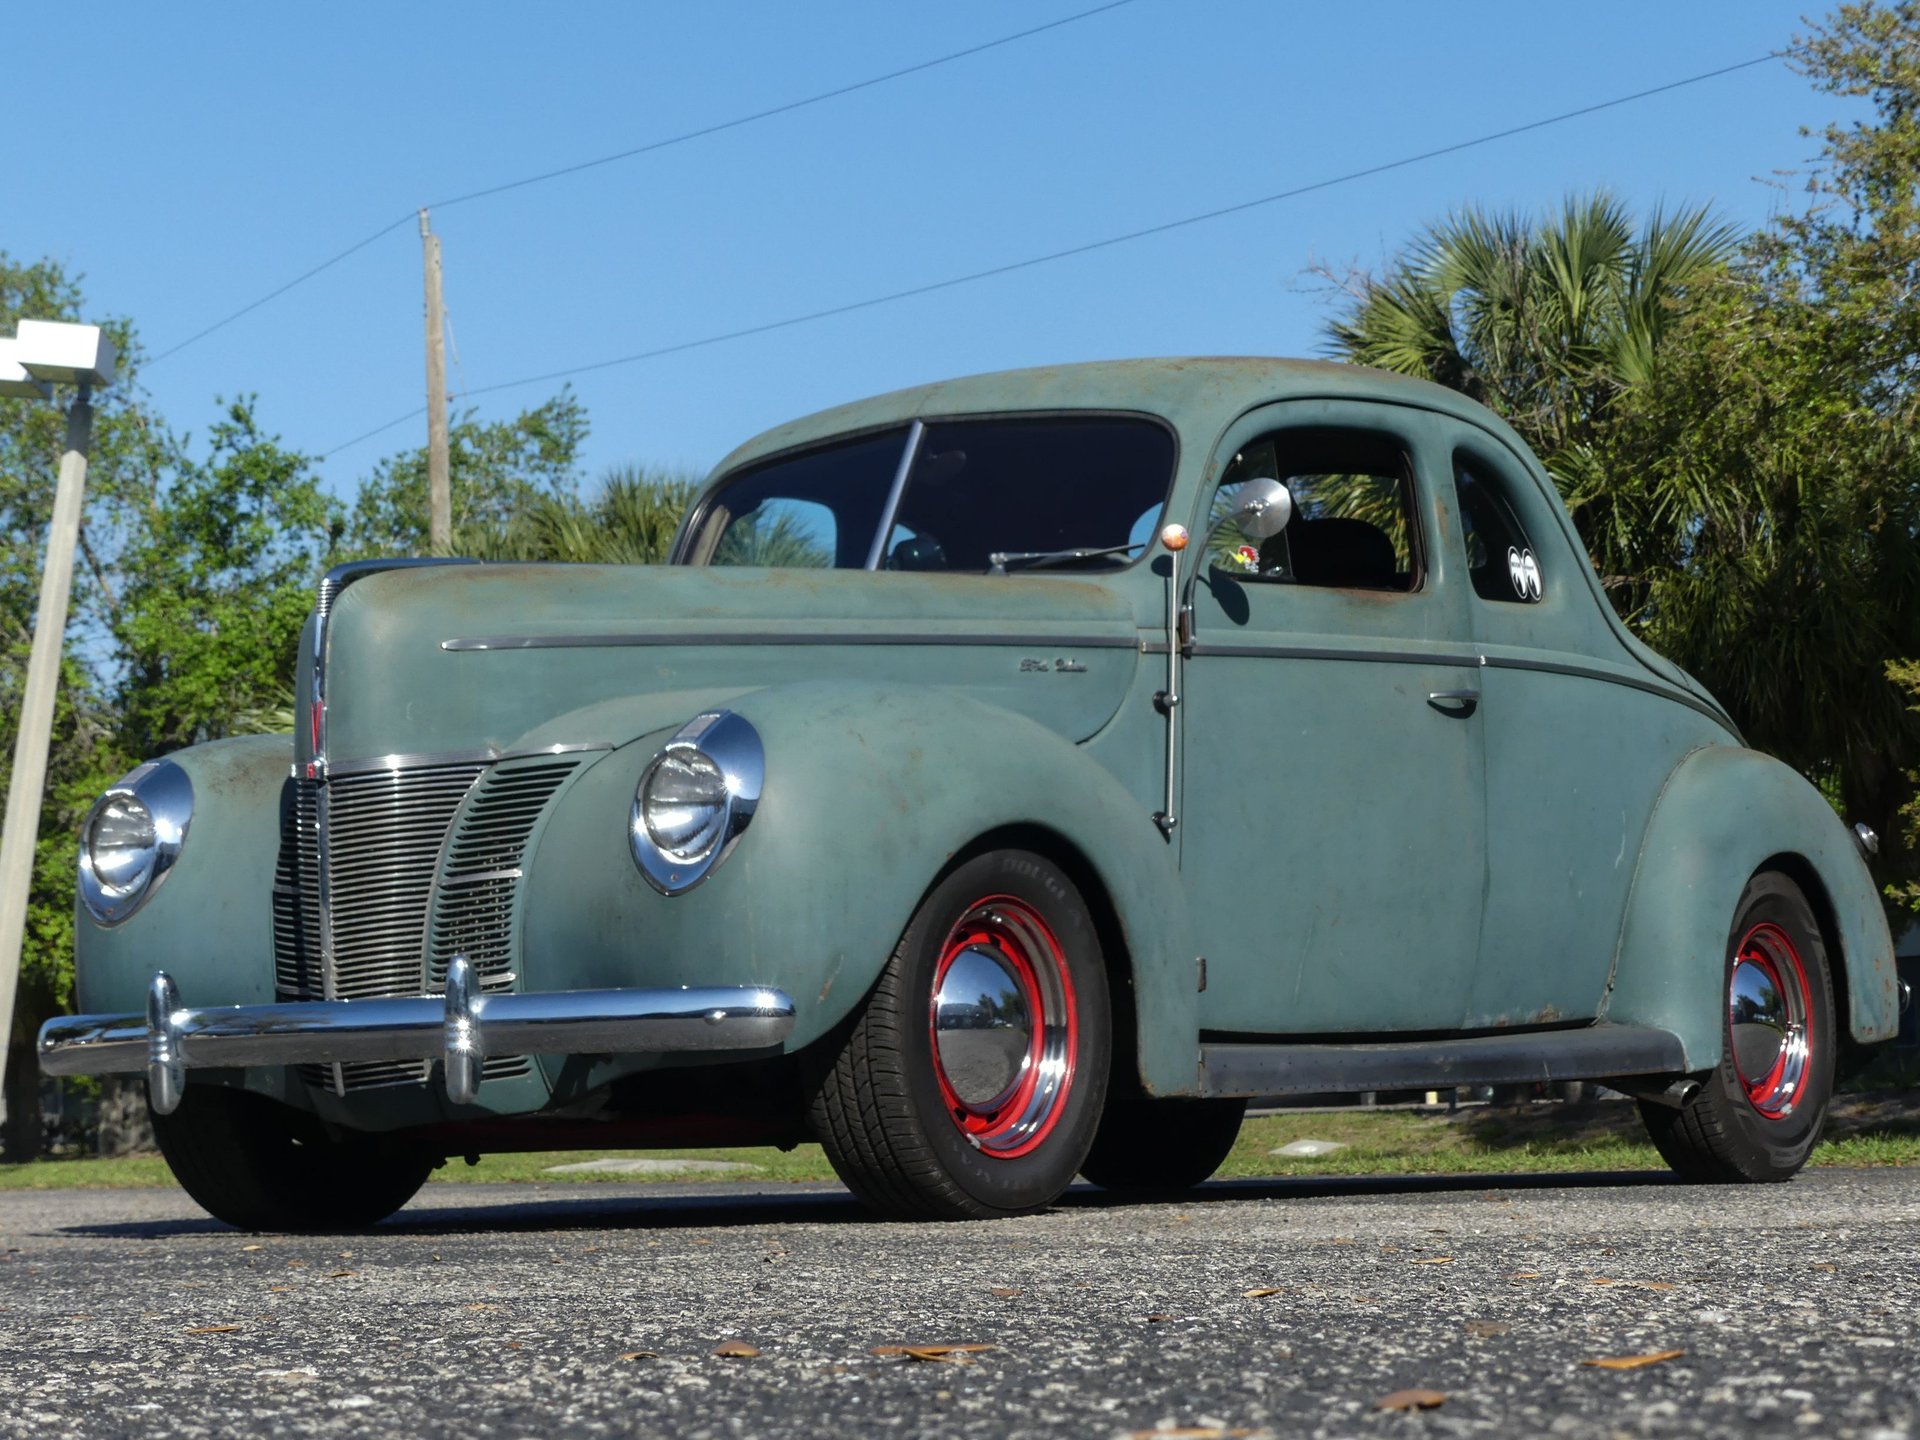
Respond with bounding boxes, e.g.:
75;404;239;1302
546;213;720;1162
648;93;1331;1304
112;399;340;756
346;390;588;556
0;254;165;1157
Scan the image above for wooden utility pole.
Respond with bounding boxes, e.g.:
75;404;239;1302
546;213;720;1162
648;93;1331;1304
420;209;451;554
0;390;93;1137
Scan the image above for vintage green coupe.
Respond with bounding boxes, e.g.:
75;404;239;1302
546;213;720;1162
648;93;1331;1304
38;358;1908;1228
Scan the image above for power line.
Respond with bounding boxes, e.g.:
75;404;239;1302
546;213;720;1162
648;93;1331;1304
423;1;1143;212
322;51;1782;461
147;0;1143;369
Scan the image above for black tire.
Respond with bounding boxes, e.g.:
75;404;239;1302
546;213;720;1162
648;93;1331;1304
1638;871;1836;1183
151;1085;435;1231
807;848;1111;1220
1079;1095;1245;1196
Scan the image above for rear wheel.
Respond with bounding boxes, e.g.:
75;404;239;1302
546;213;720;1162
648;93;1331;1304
1080;1095;1245;1196
808;849;1111;1219
152;1085;434;1231
1638;871;1835;1182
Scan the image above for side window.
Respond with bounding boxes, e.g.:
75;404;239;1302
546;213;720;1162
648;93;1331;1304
1454;453;1542;604
1210;427;1421;593
713;497;837;568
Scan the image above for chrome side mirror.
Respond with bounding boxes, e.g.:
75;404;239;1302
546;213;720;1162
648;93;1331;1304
1231;478;1292;540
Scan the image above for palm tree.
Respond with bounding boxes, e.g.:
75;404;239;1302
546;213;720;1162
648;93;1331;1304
459;464;701;565
1326;192;1738;576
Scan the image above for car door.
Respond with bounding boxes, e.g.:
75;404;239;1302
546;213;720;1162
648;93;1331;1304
1441;424;1716;1026
1182;398;1487;1036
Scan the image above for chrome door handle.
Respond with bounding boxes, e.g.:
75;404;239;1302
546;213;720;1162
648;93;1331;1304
1427;688;1480;717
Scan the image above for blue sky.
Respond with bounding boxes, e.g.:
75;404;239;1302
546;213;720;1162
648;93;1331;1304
4;2;1850;495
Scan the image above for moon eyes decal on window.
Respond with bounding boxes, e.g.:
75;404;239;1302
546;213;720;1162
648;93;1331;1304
1506;546;1543;602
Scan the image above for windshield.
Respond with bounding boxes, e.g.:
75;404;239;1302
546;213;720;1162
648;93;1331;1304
682;416;1174;574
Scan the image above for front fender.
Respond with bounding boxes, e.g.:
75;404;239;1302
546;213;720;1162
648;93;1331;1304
71;732;304;1108
519;680;1202;1096
1604;744;1898;1069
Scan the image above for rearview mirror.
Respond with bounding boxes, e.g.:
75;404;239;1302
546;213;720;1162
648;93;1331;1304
1231;478;1292;540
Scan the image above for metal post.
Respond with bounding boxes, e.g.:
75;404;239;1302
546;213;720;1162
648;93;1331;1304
420;209;451;554
0;388;94;1127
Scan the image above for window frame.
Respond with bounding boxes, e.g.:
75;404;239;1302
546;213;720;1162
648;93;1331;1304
673;409;1181;575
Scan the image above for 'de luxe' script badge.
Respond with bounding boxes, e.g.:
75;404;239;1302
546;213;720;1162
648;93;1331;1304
1020;658;1088;674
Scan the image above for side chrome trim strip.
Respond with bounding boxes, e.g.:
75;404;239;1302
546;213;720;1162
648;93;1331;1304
39;968;798;1113
1189;642;1482;668
1181;641;1736;733
1480;653;1737;733
323;742;612;778
440;631;1142;653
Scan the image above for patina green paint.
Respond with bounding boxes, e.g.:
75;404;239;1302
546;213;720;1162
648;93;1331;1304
1606;744;1899;1065
63;359;1900;1135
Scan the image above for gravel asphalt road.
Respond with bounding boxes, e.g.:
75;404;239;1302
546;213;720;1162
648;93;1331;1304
1;1167;1917;1439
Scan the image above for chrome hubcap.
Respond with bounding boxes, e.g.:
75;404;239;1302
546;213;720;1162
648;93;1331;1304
1727;921;1812;1120
927;898;1078;1158
932;943;1032;1109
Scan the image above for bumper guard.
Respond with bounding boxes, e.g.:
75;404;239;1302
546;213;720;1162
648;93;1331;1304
37;956;796;1114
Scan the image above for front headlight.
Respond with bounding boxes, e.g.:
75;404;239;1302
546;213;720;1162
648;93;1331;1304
78;759;194;924
631;711;763;895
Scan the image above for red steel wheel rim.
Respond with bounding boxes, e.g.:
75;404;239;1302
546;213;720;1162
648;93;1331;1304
927;894;1079;1159
1727;920;1814;1121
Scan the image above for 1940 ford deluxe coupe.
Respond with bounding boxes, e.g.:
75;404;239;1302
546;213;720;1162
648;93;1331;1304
38;358;1908;1228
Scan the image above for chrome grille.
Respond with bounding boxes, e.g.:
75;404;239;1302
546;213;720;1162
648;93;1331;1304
272;754;588;1095
324;763;488;1000
428;756;585;993
271;780;323;999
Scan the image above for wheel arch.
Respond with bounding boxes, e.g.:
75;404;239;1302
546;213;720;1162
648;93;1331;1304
936;821;1150;1099
1603;745;1899;1069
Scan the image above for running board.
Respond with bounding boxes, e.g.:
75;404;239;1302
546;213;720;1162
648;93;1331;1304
1198;1024;1688;1098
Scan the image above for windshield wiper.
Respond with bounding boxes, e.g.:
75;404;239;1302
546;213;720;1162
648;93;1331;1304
986;542;1145;576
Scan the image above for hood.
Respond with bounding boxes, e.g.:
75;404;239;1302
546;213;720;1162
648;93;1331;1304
302;563;1143;767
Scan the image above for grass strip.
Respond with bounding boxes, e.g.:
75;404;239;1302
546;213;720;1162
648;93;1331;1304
4;1104;1917;1191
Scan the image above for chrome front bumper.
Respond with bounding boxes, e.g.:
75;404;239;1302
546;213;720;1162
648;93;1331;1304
37;956;796;1114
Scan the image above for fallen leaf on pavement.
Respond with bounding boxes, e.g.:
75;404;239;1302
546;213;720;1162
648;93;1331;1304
1374;1388;1446;1411
1241;1287;1282;1299
1508;1271;1540;1281
1146;1314;1175;1324
1582;1349;1685;1370
463;1303;503;1312
1410;1257;1454;1266
1811;1263;1836;1273
618;1351;660;1361
1123;1428;1254;1439
325;1270;357;1279
1464;1320;1510;1338
1590;1277;1615;1286
1632;1282;1677;1292
872;1343;994;1363
185;1325;242;1335
990;1287;1023;1299
241;1245;263;1253
713;1341;760;1358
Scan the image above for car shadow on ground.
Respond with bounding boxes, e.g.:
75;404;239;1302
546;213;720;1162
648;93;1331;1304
50;1168;1681;1241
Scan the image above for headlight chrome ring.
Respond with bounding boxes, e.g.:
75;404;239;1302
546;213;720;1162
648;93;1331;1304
631;711;763;895
78;759;194;925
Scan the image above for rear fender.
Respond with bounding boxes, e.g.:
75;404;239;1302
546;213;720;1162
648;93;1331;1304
1604;745;1898;1068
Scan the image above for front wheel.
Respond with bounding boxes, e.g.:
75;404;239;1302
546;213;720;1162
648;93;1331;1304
1638;871;1836;1182
808;849;1111;1219
152;1085;435;1231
